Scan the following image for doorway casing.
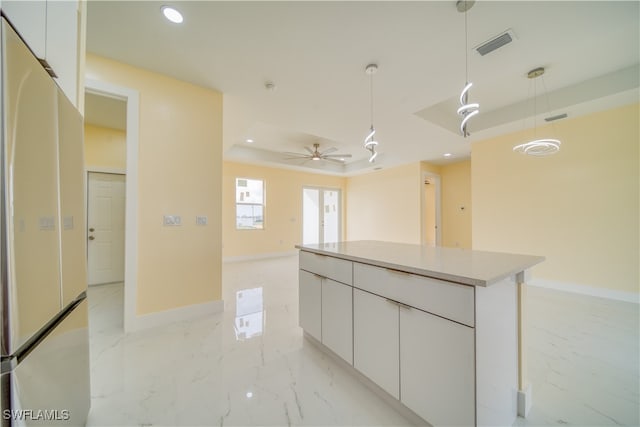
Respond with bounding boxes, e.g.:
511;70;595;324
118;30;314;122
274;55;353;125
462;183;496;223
85;79;139;333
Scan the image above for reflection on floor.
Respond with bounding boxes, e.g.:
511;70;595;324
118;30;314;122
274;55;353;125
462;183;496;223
86;256;639;426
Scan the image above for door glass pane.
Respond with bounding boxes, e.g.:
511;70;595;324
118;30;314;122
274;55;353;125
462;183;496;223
303;188;320;244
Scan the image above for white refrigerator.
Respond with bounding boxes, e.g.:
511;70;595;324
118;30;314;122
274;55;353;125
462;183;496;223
0;16;90;426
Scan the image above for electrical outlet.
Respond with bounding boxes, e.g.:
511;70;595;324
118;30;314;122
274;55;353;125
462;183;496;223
196;216;208;226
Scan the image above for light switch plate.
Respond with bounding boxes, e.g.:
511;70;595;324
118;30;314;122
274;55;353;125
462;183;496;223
196;216;208;226
163;215;182;226
39;216;56;231
63;216;74;230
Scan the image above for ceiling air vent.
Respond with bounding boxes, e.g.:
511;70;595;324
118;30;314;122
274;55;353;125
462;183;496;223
545;113;568;122
475;29;516;56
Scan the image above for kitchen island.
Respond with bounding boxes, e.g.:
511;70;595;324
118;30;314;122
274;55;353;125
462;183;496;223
296;240;544;427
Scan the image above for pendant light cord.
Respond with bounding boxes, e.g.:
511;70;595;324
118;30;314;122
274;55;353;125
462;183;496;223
533;77;537;138
464;3;469;84
370;72;374;128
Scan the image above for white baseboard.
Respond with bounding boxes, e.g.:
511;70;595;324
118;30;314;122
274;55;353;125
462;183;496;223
128;299;225;332
223;250;298;263
529;279;639;304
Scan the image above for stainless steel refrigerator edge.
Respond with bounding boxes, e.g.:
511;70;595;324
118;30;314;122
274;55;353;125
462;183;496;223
0;17;90;426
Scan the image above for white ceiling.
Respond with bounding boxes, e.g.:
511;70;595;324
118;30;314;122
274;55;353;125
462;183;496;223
86;1;640;175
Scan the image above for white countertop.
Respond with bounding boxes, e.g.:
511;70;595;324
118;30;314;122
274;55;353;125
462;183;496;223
295;240;544;287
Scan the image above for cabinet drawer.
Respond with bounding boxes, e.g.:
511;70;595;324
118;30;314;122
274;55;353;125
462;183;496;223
299;250;352;285
353;263;474;327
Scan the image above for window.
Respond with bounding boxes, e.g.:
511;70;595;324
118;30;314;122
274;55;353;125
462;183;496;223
236;178;265;230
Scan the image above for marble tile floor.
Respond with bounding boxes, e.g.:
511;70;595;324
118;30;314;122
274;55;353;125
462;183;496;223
86;256;639;426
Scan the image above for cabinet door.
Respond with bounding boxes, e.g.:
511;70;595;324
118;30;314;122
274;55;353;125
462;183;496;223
1;1;47;58
353;289;399;399
45;0;79;105
299;270;322;341
321;279;352;364
400;307;475;427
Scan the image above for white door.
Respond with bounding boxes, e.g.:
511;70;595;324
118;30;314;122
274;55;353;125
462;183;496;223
321;279;353;364
353;288;400;399
298;270;322;341
400;307;475;426
87;172;125;285
302;187;341;245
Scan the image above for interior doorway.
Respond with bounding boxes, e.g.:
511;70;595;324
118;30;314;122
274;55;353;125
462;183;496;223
87;172;126;285
85;79;139;333
421;173;442;247
302;187;341;245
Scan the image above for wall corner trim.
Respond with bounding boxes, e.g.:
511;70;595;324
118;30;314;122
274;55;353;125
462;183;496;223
517;383;533;418
128;299;224;333
529;279;639;304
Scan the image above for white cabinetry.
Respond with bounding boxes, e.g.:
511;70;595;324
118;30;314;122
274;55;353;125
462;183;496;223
44;0;79;105
1;0;79;105
400;306;475;427
321;279;352;364
297;243;539;427
1;1;46;57
299;270;321;341
353;288;399;399
299;252;353;364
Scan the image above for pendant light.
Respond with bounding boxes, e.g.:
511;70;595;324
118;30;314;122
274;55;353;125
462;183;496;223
363;63;379;163
513;67;561;156
456;0;479;138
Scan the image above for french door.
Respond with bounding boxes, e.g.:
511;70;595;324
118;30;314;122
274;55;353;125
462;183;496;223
302;187;341;245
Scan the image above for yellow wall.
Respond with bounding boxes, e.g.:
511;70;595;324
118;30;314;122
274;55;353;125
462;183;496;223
223;162;346;258
347;162;422;244
84;124;126;170
441;160;472;249
85;54;223;315
472;103;639;294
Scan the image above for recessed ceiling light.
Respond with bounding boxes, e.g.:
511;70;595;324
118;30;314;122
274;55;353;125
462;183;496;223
245;139;254;143
444;153;453;157
161;6;183;24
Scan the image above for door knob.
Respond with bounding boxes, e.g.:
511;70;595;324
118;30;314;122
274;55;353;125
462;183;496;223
89;228;95;232
88;236;95;240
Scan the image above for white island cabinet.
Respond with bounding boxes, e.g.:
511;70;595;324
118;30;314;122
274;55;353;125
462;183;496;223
296;240;544;427
298;250;354;364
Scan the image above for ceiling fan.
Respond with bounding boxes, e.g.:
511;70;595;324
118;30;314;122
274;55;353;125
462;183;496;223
283;143;352;164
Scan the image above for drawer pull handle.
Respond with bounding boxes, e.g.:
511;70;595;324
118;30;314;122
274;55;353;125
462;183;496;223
385;298;400;306
385;268;411;276
399;302;412;310
313;273;326;279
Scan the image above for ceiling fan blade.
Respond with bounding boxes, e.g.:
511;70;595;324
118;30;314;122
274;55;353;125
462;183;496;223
284;156;311;160
323;157;345;164
320;147;338;155
304;146;315;155
282;151;308;157
323;154;352;158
